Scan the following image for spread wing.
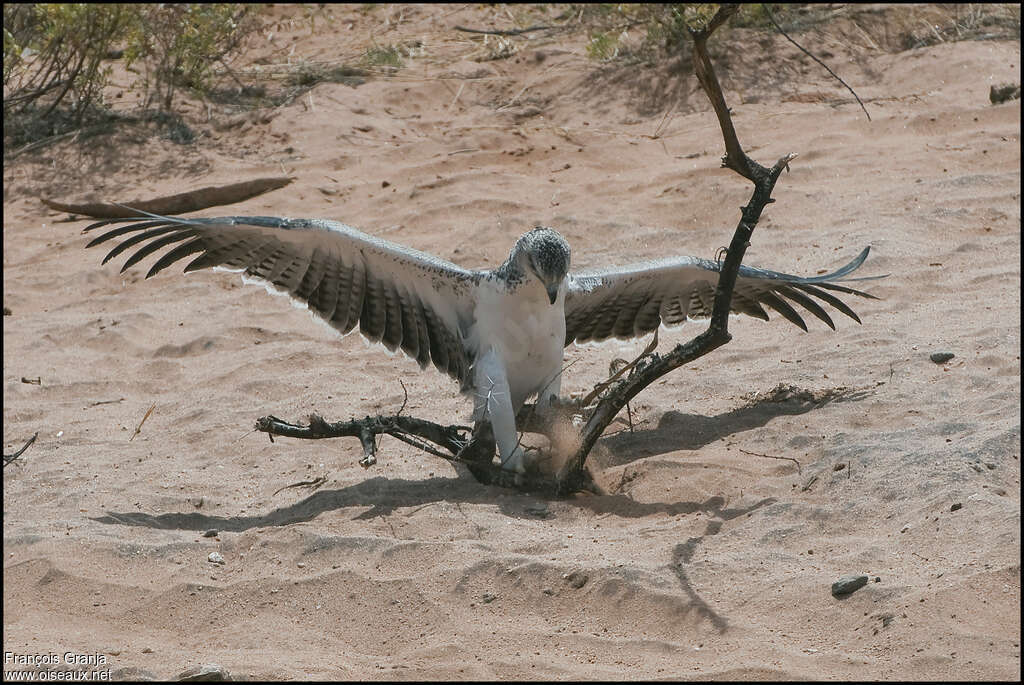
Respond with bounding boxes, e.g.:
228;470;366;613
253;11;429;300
564;247;884;345
84;212;480;383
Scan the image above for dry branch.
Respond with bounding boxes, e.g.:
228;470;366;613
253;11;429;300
254;413;583;494
454;24;560;36
762;5;871;121
43;177;293;219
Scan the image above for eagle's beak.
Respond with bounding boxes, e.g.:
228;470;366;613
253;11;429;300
546;283;559;305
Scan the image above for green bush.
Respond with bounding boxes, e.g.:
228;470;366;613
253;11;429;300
577;3;795;63
123;4;258;111
3;4;131;126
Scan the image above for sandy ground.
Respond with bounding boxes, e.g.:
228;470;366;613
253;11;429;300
3;4;1020;680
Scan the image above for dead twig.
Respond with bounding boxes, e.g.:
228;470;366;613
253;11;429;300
272;475;328;497
4;432;38;467
762;4;871;122
454;24;559;37
130;404;156;442
737;447;802;475
87;398;124;408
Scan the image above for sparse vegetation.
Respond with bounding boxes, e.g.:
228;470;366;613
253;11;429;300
122;4;259;112
576;3;1020;64
3;4;132;134
586;31;620;61
284;62;368;89
363;44;404;69
3;3;259;151
572;4;799;64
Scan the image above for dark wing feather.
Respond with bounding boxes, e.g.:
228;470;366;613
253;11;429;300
564;247;885;345
84;212;479;383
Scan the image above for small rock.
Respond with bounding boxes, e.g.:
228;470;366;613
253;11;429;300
542;588;554;596
990;83;1021;104
930;352;955;364
481;593;497;604
564;571;588;589
950;502;962;512
832;574;869;597
297;562;305;568
874;576;881;583
141;647;153;654
207;552;225;565
202;530;219;538
177;663;231;681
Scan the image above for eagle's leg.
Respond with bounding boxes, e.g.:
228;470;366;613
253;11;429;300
472;349;527;473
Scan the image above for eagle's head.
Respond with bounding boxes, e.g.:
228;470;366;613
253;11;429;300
516;226;571;305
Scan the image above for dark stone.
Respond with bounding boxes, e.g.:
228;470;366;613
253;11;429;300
990;83;1021;104
930;352;955;364
831;574;869;597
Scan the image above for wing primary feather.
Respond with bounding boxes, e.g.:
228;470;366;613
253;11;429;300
794;284;863;324
83;216;151;234
801;280;880;298
774;285;836;330
119;231;197;273
87;220;178;250
146;238;206;278
98;225;189;263
757;290;808;331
